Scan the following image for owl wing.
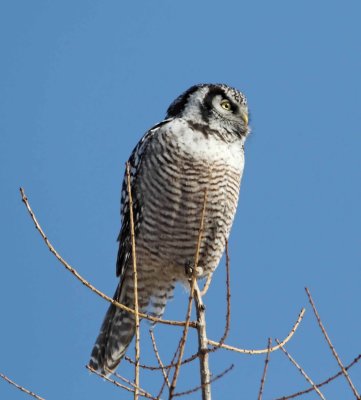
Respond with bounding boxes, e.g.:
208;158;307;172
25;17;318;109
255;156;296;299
115;119;173;282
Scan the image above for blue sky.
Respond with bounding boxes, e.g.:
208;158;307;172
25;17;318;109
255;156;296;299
1;1;360;399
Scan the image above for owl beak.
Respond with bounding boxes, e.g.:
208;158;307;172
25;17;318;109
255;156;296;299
240;111;248;126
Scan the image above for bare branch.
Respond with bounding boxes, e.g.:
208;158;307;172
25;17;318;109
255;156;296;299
157;341;181;399
126;351;200;371
149;329;170;389
194;280;211;400
275;339;325;399
257;338;272;400
208;308;306;355
168;268;196;398
87;365;156;400
275;354;361;400
19;187;195;328
126;162;141;399
172;364;234;397
305;287;360;398
222;240;231;344
113;371;157;399
208;240;231;354
169;188;208;399
200;273;212;297
0;372;45;400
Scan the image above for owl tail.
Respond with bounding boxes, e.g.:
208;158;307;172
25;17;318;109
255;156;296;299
88;285;135;376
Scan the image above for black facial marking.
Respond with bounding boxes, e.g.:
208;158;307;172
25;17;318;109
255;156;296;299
187;121;209;138
166;85;202;117
202;86;239;117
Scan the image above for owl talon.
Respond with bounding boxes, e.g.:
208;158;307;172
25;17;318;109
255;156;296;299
184;261;194;277
184;262;204;278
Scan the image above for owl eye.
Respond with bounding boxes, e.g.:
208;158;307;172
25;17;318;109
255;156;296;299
220;99;232;111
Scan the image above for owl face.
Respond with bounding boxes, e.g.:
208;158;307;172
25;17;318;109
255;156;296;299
166;84;249;139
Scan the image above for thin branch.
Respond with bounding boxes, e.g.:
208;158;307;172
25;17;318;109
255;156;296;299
126;162;140;399
169;273;196;398
150;329;170;389
172;364;234;397
194;280;211;400
208;308;306;355
0;372;45;400
222;240;231;344
86;366;156;400
19;187;195;328
305;287;360;399
275;339;325;400
275;354;361;400
113;371;156;399
156;345;201;399
169;188;208;399
208;240;231;354
157;340;181;399
128;244;232;373
200;273;212;297
257;338;272;400
126;350;200;372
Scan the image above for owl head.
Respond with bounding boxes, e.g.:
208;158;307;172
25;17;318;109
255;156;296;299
166;83;250;139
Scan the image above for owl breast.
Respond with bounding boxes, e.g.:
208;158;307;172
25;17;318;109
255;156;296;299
134;119;244;283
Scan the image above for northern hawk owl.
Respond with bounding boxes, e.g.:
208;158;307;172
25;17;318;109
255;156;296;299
89;83;250;374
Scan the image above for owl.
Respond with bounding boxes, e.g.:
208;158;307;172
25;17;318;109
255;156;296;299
89;83;250;375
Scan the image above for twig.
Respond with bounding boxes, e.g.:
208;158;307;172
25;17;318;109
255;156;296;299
275;353;361;400
125;351;199;371
169;273;196;398
128;239;232;373
126;162;141;399
257;338;272;400
19;187;195;328
157;340;182;399
194;280;211;400
172;364;234;397
200;274;212;297
127;245;232;373
87;366;156;400
222;240;231;344
169;188;208;399
0;372;46;400
305;287;360;399
113;371;157;399
275;339;325;399
150;329;170;389
208;308;306;354
208;241;231;353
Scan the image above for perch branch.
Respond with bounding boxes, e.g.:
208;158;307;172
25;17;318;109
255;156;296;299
305;287;360;399
194;280;211;400
19;187;195;328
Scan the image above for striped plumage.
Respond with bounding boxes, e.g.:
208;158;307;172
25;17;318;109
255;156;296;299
89;83;250;374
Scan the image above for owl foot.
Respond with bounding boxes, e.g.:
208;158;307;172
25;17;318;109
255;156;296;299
184;261;204;278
